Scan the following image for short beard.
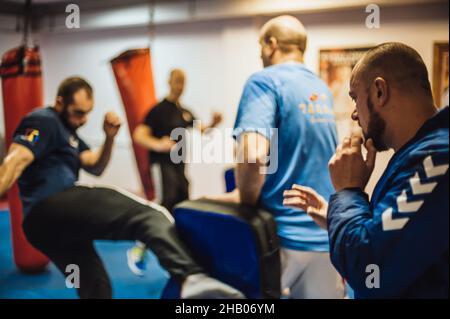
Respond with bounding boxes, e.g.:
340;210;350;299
60;105;77;132
366;95;388;151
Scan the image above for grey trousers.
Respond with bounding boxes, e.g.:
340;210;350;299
281;248;345;299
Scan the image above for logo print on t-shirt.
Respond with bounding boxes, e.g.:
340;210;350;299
309;93;318;101
20;128;40;144
69;135;79;149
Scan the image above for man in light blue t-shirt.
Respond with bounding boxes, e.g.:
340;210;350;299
225;16;342;298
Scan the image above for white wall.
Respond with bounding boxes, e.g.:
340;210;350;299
28;18;262;198
1;4;448;198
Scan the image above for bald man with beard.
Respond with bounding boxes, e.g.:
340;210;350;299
284;43;449;298
216;15;343;298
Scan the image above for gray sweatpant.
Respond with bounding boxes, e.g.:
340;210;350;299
281;248;345;299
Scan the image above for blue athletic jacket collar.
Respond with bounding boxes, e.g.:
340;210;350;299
371;106;449;206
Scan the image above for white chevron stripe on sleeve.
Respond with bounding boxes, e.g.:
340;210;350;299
397;189;424;212
382;207;410;231
381;155;448;232
424;155;449;178
409;172;437;195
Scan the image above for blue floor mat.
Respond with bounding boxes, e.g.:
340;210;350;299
0;211;169;299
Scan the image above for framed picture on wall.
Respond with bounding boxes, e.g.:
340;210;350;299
319;47;373;140
432;42;449;108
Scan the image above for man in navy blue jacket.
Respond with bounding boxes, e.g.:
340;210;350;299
284;42;448;298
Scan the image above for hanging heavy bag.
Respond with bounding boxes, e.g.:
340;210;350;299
110;48;157;200
0;45;49;272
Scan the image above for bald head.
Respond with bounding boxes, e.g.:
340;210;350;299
352;42;432;98
168;68;185;101
260;15;307;53
259;15;307;67
169;68;185;81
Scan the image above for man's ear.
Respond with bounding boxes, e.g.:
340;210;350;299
268;36;278;52
373;77;389;108
54;96;64;111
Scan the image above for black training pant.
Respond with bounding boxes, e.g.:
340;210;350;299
155;162;189;213
22;185;203;299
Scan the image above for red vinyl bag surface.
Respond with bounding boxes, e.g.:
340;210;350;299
0;46;49;272
110;48;157;200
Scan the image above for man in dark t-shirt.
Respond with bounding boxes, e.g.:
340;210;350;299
13;106;91;215
134;69;222;212
0;76;243;299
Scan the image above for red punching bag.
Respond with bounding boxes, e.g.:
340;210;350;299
111;48;157;200
0;46;49;272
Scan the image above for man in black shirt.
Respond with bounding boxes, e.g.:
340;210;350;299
133;69;222;212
